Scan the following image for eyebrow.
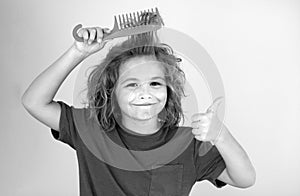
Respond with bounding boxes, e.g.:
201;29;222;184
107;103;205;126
121;76;165;84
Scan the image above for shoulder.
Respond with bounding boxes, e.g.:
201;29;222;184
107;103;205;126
57;101;98;131
71;106;99;131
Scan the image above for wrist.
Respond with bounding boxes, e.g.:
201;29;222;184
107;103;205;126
69;43;89;61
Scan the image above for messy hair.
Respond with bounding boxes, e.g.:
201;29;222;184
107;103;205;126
80;31;187;132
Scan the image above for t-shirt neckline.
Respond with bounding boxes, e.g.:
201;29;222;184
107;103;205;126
116;122;166;141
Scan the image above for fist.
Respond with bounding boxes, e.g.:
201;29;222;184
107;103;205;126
76;26;110;44
73;25;112;57
191;97;224;144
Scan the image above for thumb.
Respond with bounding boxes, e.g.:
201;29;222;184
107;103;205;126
102;28;112;34
206;96;224;114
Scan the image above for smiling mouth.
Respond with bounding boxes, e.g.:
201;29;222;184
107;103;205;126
132;103;155;106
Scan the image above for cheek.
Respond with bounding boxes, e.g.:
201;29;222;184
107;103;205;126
157;87;168;100
155;88;168;107
117;89;135;104
115;88;126;106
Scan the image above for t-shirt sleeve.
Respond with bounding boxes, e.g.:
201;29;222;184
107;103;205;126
194;140;227;188
50;101;78;150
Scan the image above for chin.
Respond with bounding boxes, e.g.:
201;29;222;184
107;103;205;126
130;113;157;121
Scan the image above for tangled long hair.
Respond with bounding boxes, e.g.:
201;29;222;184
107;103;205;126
80;30;187;132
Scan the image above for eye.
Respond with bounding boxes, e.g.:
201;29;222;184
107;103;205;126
150;82;163;87
126;83;138;87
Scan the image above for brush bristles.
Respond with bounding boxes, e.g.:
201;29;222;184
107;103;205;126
116;8;160;30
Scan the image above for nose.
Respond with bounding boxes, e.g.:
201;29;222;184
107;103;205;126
136;83;152;100
139;93;152;100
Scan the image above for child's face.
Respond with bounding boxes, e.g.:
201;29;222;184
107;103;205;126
115;56;167;122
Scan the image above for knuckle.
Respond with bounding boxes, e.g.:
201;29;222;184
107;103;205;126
201;116;210;123
83;31;88;39
192;128;201;135
77;29;83;36
90;28;96;34
96;27;102;33
195;135;203;141
98;28;104;37
192;129;197;135
201;120;210;127
202;127;209;133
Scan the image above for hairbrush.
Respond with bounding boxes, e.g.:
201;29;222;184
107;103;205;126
72;7;164;42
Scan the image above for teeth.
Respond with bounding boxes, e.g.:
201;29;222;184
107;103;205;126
122;14;126;28
126;13;129;27
133;12;137;26
118;15;122;29
137;12;140;23
114;16;119;29
129;13;133;26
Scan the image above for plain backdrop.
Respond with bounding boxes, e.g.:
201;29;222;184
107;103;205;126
1;0;300;195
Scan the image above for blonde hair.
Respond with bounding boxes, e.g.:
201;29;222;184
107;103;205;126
80;31;187;132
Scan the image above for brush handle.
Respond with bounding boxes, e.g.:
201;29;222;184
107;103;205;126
72;24;84;42
72;24;109;42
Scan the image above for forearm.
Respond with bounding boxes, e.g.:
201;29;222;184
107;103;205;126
22;44;85;106
215;124;256;187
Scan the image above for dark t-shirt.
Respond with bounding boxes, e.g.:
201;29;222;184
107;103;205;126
51;101;226;196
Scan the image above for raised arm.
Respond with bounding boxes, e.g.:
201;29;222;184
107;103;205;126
21;26;110;131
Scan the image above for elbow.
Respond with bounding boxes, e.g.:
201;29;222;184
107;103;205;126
241;177;256;189
247;165;256;187
21;94;38;110
21;92;38;107
21;94;28;106
248;170;256;187
21;94;32;108
239;162;257;189
238;170;256;188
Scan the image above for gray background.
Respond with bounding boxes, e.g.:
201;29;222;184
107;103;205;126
1;0;299;195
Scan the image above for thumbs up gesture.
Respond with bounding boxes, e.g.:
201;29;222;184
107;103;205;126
191;97;224;145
